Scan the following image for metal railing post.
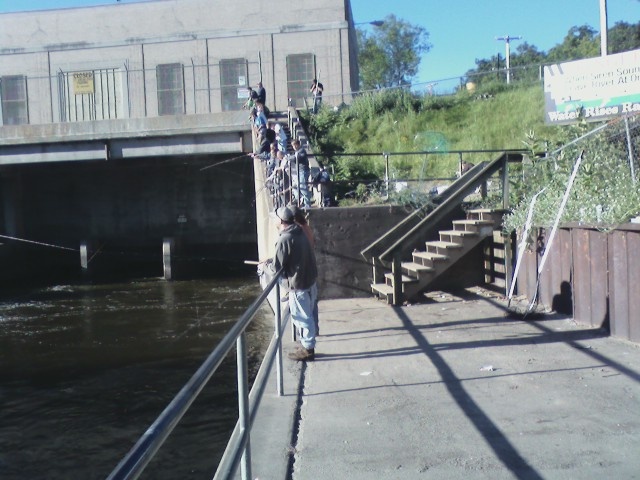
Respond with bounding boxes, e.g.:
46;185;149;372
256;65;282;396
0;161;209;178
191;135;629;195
625;117;637;183
191;59;196;114
287;161;293;205
274;282;284;396
384;153;390;198
236;333;252;480
502;154;510;209
392;254;402;306
295;154;301;207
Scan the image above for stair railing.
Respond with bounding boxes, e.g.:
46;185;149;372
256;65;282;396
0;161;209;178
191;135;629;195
361;160;491;263
363;152;522;296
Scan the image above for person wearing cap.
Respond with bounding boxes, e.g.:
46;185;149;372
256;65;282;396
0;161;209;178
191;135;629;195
270;205;318;361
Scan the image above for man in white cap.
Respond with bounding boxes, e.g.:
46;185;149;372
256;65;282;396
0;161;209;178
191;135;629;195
271;205;318;361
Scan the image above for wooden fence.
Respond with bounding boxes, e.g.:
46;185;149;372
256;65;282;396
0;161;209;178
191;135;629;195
515;224;640;343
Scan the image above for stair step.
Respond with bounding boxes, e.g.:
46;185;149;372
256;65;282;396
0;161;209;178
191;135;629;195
413;251;449;263
439;229;478;237
402;261;435;275
426;241;463;249
384;272;419;284
467;208;507;214
371;283;394;302
452;219;494;230
467;209;506;224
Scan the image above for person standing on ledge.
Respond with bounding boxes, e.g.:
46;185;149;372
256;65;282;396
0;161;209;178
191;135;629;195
270;205;318;361
256;81;266;108
290;139;311;208
309;78;323;114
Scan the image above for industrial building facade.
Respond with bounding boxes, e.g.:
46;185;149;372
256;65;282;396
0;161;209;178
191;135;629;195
0;0;358;128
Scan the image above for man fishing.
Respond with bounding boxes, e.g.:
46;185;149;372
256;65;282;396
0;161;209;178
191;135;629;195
268;205;318;361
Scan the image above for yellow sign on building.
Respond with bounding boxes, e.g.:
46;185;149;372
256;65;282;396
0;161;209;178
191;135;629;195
73;72;95;95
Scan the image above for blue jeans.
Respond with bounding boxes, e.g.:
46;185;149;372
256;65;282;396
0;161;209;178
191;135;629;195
289;283;317;349
297;165;310;208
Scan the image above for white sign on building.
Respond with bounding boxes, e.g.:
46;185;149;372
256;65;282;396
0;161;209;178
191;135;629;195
544;49;640;125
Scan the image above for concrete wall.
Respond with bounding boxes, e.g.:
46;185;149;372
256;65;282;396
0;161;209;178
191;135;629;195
309;206;409;299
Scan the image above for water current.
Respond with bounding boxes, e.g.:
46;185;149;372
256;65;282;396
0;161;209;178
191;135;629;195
0;274;272;479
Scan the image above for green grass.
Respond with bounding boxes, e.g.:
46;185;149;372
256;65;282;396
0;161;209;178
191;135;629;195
305;81;562;180
303;82;640;226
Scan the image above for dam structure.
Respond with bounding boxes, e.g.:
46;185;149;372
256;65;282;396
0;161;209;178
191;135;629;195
0;0;359;282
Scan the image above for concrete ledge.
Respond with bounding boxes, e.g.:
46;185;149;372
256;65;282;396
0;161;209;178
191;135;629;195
0;111;251;146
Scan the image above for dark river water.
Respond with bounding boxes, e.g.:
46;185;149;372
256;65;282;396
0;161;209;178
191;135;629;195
0;274;272;480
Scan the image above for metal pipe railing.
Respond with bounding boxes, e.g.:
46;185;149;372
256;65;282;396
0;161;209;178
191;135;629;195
107;267;285;480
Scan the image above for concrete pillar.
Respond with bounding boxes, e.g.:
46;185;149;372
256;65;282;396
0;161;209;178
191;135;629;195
80;240;92;274
163;237;175;280
1;172;24;237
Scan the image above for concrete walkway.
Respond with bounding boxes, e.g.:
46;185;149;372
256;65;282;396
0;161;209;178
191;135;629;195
250;288;640;480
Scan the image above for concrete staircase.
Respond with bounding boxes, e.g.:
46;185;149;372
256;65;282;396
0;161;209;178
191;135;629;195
371;209;503;304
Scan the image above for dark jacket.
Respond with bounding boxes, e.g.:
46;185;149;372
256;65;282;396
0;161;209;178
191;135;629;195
256;86;266;105
273;223;317;290
294;147;309;168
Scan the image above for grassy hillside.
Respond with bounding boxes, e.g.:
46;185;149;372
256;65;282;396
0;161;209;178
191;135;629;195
303;82;640;227
303;81;560;181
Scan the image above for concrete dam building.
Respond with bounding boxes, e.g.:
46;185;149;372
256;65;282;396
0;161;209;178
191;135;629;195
0;0;359;282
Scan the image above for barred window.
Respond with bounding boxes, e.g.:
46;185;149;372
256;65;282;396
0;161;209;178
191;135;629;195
1;75;29;125
157;63;185;116
58;69;123;122
220;59;248;111
286;54;315;107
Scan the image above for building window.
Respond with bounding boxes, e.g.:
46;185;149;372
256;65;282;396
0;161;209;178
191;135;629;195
157;63;185;116
286;54;315;107
1;75;29;125
220;59;248;112
58;69;123;122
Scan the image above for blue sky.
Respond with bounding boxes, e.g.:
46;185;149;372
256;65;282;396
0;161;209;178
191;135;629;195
2;0;640;92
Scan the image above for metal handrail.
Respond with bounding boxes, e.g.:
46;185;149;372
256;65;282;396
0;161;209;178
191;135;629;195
107;267;286;480
360;162;489;261
378;153;520;263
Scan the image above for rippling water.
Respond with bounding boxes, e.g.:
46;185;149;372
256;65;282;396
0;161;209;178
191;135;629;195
0;275;272;479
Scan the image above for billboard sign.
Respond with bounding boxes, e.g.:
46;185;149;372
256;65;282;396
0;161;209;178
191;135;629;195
544;49;640;125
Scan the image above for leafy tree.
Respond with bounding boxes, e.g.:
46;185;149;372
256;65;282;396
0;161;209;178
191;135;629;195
357;14;431;89
511;42;545;67
509;42;546;82
546;25;599;62
608;21;640;54
466;54;502;79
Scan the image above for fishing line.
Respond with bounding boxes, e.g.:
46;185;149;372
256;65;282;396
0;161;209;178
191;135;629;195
199;153;252;172
0;234;78;252
87;242;107;264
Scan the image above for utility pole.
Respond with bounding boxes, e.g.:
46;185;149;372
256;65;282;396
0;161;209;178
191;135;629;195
600;0;608;56
496;35;522;84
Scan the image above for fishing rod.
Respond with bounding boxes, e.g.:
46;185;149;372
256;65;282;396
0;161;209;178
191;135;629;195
199;152;252;172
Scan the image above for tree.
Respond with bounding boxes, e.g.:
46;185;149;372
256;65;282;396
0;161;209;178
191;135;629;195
608;21;640;54
357;14;430;90
547;25;599;62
